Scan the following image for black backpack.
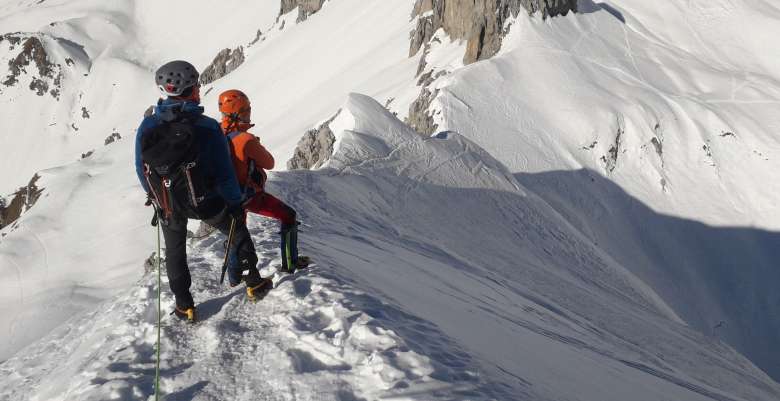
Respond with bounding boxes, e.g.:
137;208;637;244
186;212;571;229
141;117;223;220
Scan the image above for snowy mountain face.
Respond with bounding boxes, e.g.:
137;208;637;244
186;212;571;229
1;1;779;400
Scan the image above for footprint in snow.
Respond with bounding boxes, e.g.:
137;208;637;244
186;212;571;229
292;310;333;332
286;348;351;373
293;278;312;298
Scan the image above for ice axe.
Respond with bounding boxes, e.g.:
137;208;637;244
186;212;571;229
219;217;237;284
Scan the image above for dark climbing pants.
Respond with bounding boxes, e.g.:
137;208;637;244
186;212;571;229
161;208;257;308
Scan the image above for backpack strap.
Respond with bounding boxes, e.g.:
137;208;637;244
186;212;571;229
227;131;242;140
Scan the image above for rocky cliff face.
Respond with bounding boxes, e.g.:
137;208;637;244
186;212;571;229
410;0;577;64
287;111;339;170
280;0;327;22
0;174;43;232
199;47;245;86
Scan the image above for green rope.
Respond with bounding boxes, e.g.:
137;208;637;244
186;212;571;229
154;222;162;401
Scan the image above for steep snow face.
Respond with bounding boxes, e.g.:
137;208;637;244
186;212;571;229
0;143;153;361
0;32;92;194
430;0;780;229
418;0;780;380
265;94;780;401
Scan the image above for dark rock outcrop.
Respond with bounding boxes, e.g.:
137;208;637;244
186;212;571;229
2;35;62;97
409;0;577;64
601;116;625;173
104;132;121;145
279;0;327;22
406;87;439;136
288;111;340;170
199;47;245;86
0;174;43;230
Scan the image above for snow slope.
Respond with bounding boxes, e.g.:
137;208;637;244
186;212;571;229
430;0;780;229
1;217;474;401
3;93;779;400
0;0;281;194
0;0;421;363
421;0;780;380
1;0;779;399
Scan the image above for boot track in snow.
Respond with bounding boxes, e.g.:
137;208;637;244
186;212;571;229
0;216;487;401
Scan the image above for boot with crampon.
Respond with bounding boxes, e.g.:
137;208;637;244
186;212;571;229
173;305;197;323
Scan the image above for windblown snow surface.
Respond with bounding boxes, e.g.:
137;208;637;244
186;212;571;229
1;1;779;400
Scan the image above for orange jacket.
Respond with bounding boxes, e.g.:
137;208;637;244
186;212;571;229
226;131;274;190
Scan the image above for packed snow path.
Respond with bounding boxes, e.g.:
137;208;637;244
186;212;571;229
0;217;488;401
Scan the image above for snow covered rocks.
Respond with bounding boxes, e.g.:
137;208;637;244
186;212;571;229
2;34;60;97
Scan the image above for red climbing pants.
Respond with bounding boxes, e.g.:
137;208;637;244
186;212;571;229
244;191;296;225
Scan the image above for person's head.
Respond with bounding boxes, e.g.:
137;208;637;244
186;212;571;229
218;89;252;133
155;60;200;103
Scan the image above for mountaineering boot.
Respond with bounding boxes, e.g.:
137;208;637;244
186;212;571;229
280;222;301;273
244;268;272;302
173;305;197;323
295;256;311;269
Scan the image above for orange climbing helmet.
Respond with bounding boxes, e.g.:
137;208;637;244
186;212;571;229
218;89;253;133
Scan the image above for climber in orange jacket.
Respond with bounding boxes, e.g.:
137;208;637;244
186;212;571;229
218;89;306;273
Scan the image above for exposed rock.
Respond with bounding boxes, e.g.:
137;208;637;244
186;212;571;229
582;140;598;150
199;47;245;86
29;77;48;95
416;69;446;87
1;34;22;50
650;137;663;158
81;150;94;159
601;116;624;173
406;87;439;136
4;36;54;84
249;29;263;46
0;174;43;230
2;35;63;98
104;132;121;145
81;106;90;118
409;0;577;64
280;0;327;22
703;142;713;158
409;14;436;58
189;222;217;239
288;111;340;170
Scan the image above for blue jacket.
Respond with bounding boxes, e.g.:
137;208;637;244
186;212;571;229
134;99;243;207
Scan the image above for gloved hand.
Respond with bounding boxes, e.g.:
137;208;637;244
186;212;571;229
145;193;154;207
226;203;245;221
250;169;266;189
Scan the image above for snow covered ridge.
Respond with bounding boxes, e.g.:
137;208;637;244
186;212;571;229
415;0;780;382
271;94;780;400
1;218;484;401
3;92;779;400
1;0;779;399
